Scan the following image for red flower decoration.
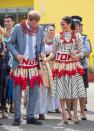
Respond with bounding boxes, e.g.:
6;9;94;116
77;67;84;76
52;69;59;79
14;76;21;85
21;77;28;91
37;75;44;86
30;76;36;89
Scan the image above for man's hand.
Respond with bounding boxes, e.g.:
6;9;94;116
15;54;24;62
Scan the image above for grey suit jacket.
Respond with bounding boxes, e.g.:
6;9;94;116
7;24;45;68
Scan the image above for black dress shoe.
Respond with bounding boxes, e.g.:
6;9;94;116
13;118;21;126
0;123;3;126
48;111;54;113
27;118;42;125
39;114;45;120
55;109;61;113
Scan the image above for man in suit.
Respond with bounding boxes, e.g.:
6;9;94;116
8;10;45;126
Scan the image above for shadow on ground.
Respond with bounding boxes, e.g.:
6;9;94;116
0;111;94;131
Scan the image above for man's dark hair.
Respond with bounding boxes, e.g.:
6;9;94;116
4;15;15;21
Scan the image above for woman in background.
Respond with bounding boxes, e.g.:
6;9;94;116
35;24;61;120
44;25;61;113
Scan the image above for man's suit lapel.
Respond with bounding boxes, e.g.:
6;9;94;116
36;27;40;52
23;33;26;53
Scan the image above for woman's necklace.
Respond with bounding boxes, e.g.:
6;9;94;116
64;32;72;42
59;31;77;44
45;37;53;45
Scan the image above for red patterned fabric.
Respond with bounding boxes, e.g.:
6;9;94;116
59;31;77;44
20;20;39;36
52;65;84;80
10;59;43;91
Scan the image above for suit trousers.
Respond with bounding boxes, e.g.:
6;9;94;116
13;83;39;119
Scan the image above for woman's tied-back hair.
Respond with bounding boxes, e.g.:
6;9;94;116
62;16;75;30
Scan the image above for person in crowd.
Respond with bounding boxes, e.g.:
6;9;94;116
4;15;15;113
8;10;45;126
43;16;86;124
71;16;91;120
79;23;92;112
44;25;61;113
35;24;61;120
0;26;9;121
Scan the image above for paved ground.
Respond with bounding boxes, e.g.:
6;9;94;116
0;83;94;131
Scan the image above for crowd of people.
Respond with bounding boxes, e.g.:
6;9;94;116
0;10;92;126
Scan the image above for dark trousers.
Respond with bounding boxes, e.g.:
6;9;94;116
0;76;7;111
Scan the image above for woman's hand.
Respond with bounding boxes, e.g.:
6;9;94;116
42;58;48;65
42;54;53;65
70;52;79;61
